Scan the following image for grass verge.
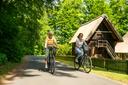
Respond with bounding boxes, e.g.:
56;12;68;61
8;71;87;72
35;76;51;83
0;62;20;75
0;62;20;84
56;55;128;84
0;56;26;84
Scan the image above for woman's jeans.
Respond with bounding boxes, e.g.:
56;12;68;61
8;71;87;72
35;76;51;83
75;47;84;59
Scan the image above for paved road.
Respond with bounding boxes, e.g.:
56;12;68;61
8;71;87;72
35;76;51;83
3;56;123;85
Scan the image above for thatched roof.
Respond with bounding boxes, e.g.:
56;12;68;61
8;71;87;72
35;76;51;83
123;32;128;42
115;42;128;53
115;32;128;53
69;15;123;43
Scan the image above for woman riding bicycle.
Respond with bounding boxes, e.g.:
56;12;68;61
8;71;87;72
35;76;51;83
44;30;57;68
74;33;91;73
75;33;88;62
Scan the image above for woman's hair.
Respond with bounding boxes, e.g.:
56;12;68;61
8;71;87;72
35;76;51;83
77;33;83;38
47;30;53;36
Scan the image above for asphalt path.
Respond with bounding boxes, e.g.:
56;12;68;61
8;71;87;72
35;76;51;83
2;56;123;85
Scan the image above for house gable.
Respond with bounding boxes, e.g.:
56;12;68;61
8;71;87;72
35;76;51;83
87;18;123;43
70;15;123;43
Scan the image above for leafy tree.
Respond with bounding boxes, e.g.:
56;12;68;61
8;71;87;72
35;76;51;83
109;0;128;35
83;0;112;21
0;0;45;62
48;0;85;44
1;0;128;62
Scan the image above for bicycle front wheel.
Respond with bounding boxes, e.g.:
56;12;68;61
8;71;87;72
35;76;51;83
50;55;55;74
82;56;92;73
74;57;81;70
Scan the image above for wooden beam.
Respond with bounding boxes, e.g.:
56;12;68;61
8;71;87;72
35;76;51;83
96;31;112;33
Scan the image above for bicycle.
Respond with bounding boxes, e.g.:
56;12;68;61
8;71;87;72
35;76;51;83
74;50;92;73
47;47;56;74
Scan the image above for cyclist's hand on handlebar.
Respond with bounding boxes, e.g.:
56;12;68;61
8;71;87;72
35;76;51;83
53;45;58;49
44;48;47;51
56;46;59;49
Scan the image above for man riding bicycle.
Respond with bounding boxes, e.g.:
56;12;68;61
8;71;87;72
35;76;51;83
44;30;57;69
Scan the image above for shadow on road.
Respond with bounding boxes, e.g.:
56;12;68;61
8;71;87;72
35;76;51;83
31;56;78;78
23;56;78;78
1;55;78;85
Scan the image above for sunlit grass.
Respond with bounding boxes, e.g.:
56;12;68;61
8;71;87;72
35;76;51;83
92;67;128;84
56;56;128;84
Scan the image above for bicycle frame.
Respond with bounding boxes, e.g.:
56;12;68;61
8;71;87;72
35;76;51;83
74;52;92;73
78;53;87;67
47;47;56;74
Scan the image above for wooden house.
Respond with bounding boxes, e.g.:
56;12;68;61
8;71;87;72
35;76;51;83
115;32;128;60
70;14;123;59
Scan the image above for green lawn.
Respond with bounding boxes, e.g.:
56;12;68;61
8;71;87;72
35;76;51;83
56;56;128;84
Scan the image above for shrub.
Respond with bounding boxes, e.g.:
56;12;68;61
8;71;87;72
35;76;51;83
56;43;72;56
92;58;128;73
34;45;43;55
0;52;8;65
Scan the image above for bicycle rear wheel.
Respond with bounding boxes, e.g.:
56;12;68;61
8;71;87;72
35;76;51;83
82;56;92;73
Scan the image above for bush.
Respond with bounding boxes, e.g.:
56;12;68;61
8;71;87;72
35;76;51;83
0;52;8;65
106;59;127;72
92;58;128;73
34;45;43;55
56;43;72;56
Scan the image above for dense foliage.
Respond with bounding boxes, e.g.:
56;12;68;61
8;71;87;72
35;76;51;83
0;52;7;65
0;0;128;63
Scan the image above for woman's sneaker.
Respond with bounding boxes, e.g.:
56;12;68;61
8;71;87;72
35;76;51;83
75;58;78;63
45;64;48;69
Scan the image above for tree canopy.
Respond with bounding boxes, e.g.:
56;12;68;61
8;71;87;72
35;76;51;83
0;0;128;63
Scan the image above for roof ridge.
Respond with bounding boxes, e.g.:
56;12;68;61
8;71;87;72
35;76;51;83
123;32;128;38
81;14;107;27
